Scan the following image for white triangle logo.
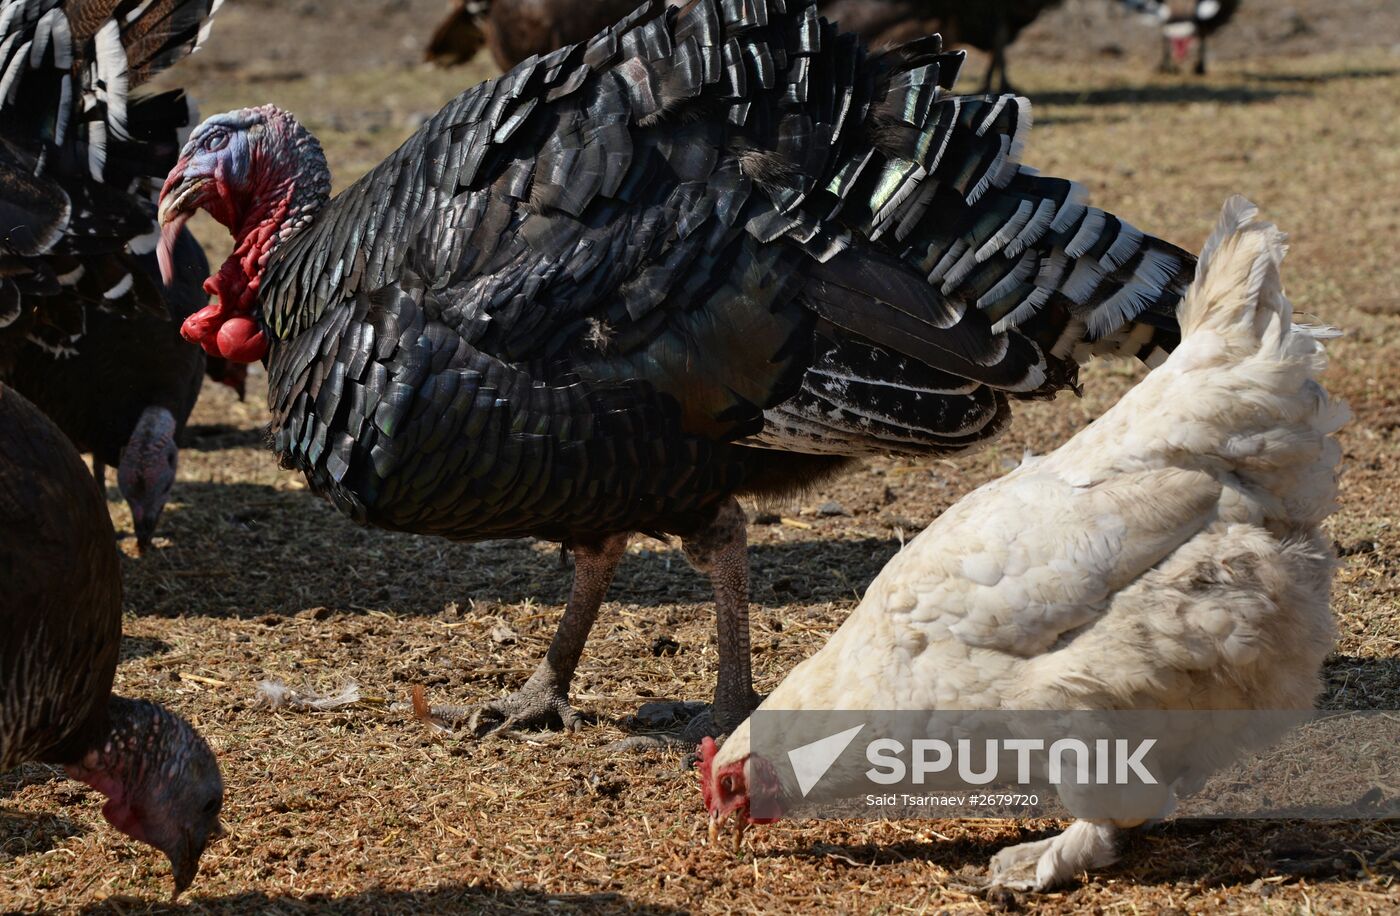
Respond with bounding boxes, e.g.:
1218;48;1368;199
787;724;865;798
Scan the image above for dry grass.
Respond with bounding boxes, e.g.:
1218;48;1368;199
3;1;1400;912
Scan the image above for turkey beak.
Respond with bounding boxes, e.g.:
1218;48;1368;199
156;167;208;286
166;837;200;902
133;515;157;556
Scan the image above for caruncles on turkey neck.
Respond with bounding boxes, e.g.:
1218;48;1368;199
154;0;1193;745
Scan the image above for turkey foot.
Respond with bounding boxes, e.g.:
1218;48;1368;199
430;531;629;736
454;667;587;735
987;820;1121;892
611;693;761;752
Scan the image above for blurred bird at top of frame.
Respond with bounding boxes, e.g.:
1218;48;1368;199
158;0;1195;749
819;0;1068;93
1120;0;1242;74
429;1;1068;94
701;196;1346;890
425;0;682;69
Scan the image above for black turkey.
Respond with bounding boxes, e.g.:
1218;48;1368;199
7;231;210;553
157;0;1193;742
0;384;223;898
0;0;221;375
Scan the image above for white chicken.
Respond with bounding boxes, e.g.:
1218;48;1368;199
699;197;1347;891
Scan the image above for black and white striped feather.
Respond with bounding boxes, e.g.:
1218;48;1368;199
0;0;219;370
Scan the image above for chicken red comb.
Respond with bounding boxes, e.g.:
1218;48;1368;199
697;736;720;810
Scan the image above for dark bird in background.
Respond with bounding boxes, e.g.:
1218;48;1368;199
0;384;224;899
160;0;1192;743
0;0;222;377
7;231;211;554
1121;0;1241;74
430;1;1062;94
802;1;1069;93
425;0;677;70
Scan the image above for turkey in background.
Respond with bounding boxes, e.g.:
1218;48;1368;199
429;1;1066;93
425;0;682;70
7;230;212;555
820;0;1067;92
1120;0;1242;73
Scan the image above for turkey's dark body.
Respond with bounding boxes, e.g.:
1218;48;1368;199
0;385;120;771
8;231;209;467
823;0;1062;51
261;0;1188;548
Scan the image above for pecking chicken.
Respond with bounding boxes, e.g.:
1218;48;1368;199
0;0;222;376
700;197;1345;889
0;383;224;899
157;0;1193;742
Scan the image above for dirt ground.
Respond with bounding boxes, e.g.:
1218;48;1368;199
4;1;1400;913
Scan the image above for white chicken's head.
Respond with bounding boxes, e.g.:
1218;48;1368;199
697;736;782;852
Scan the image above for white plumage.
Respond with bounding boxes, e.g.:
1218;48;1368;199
707;197;1347;890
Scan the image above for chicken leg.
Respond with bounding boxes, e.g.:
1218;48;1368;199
438;532;630;734
988;819;1126;891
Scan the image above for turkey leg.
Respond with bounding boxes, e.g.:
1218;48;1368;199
983;10;1013;94
682;497;761;735
435;531;629;735
613;497;761;750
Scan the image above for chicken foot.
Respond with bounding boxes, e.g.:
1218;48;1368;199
987;818;1135;892
431;532;629;735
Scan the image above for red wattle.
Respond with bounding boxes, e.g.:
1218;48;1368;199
181;303;227;347
216;317;269;362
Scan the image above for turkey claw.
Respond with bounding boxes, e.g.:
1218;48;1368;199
463;689;586;737
608;702;726;753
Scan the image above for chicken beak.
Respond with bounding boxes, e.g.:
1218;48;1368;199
706;810;747;854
